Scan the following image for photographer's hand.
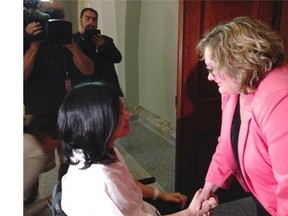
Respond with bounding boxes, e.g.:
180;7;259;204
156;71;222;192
93;34;105;48
25;22;43;36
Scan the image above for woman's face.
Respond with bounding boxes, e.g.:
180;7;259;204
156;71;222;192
110;99;131;142
204;47;239;94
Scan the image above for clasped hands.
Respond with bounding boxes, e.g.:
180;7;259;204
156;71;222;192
192;188;218;216
162;188;218;215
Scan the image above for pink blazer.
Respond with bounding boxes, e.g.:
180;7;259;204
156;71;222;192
206;64;288;216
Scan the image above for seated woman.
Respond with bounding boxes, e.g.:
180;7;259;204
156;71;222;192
58;82;218;216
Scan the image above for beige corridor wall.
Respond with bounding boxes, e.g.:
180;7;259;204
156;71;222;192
138;1;178;124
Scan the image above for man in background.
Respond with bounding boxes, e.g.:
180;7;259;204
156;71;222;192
73;7;124;97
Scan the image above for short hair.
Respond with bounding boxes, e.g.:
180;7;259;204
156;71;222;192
196;16;284;94
38;0;65;19
57;82;120;169
80;7;98;19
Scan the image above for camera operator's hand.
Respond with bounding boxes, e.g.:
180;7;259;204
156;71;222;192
25;22;43;36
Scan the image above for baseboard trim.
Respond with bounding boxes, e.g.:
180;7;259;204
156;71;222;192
127;106;176;146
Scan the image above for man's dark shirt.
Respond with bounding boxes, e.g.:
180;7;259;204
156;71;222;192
24;40;88;114
73;32;124;97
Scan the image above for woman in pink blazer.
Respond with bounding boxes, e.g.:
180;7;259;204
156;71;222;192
194;16;288;216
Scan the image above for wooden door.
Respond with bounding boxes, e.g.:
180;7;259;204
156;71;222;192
176;0;288;203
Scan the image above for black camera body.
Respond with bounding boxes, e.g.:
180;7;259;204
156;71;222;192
43;19;72;45
24;0;72;45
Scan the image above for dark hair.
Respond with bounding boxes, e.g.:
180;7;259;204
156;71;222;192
80;7;98;19
57;82;120;169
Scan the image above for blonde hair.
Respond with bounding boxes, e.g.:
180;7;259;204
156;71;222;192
196;16;284;94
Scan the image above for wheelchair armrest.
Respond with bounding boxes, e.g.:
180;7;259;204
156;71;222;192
137;177;156;185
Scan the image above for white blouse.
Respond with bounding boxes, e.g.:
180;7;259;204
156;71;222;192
61;148;159;216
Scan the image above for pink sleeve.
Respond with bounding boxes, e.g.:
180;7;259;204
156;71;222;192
256;91;288;215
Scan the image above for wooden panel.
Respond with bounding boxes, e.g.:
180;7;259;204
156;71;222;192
177;0;202;118
279;1;288;62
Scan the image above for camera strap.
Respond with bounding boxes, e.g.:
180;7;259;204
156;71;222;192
65;72;71;93
61;48;71;93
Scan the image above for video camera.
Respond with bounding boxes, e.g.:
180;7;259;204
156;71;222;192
24;0;72;45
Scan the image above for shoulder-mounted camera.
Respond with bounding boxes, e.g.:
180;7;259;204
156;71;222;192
24;0;72;45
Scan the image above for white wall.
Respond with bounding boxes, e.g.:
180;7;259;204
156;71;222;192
138;0;178;124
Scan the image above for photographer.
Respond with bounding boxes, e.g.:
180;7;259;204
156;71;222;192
24;0;94;182
73;7;124;97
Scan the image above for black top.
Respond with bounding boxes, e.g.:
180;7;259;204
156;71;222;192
231;97;241;170
231;97;270;215
73;32;124;97
24;40;88;114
